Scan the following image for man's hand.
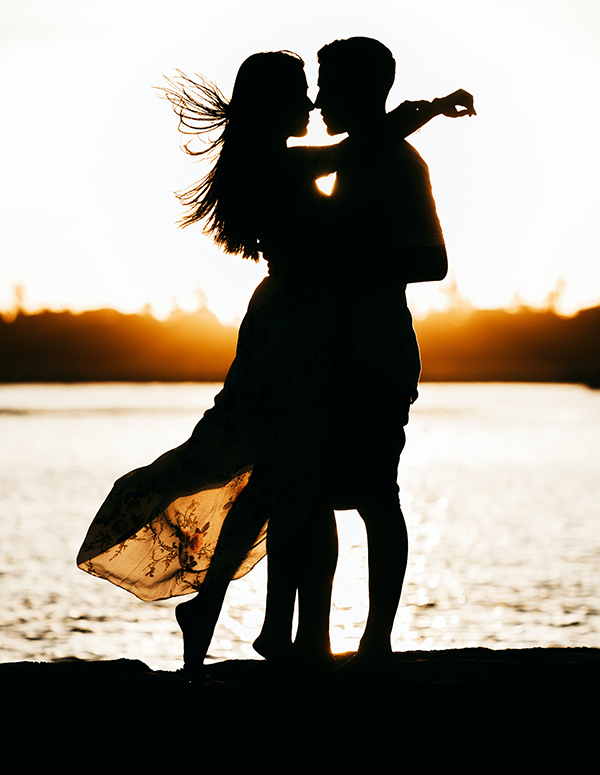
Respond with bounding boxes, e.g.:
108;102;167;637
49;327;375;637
433;89;476;118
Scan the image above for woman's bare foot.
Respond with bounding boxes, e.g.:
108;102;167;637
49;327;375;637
176;599;211;675
252;633;294;665
253;635;336;675
293;641;337;673
333;646;394;678
175;580;230;674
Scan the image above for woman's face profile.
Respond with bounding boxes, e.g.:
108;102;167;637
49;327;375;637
275;69;313;139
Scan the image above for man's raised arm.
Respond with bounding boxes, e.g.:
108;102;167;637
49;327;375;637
385;88;476;139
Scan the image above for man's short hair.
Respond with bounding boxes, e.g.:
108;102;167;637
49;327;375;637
317;37;396;98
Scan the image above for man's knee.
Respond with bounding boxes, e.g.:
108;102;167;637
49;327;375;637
356;492;402;523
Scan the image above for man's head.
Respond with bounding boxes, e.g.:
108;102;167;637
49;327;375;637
315;37;396;135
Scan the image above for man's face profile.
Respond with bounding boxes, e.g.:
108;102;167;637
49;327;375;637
314;63;355;136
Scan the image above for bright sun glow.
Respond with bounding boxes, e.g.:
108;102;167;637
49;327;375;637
2;0;600;322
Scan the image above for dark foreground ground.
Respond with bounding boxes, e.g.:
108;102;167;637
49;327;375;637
2;647;598;774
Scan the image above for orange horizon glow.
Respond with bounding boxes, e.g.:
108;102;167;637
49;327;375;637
2;1;600;324
1;283;596;327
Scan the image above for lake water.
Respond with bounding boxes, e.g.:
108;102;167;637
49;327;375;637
1;382;599;670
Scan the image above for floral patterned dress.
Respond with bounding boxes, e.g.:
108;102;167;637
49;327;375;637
77;270;339;601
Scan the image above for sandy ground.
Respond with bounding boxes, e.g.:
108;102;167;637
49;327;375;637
2;647;598;774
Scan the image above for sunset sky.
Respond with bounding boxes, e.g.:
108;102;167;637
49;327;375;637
2;0;600;323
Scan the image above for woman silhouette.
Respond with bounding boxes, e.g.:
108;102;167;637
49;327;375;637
77;51;473;672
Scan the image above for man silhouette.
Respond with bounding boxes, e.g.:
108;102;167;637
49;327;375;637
257;37;473;671
253;38;474;670
318;37;451;668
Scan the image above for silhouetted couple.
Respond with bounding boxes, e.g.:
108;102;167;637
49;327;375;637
77;37;474;674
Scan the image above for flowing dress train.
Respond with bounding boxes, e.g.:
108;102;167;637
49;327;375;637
77;273;338;601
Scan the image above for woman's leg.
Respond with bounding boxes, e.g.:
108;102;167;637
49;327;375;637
294;501;338;665
254;497;338;665
176;484;266;672
257;490;408;668
253;536;300;661
176;580;231;673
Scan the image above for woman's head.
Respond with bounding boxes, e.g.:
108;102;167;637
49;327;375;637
228;51;312;139
163;50;312;259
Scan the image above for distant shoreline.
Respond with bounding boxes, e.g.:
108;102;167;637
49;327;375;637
2;304;600;387
0;377;598;388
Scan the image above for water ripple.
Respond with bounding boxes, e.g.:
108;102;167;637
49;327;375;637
1;382;599;670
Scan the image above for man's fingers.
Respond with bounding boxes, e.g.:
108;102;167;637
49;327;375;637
452;89;476;114
451;105;477;118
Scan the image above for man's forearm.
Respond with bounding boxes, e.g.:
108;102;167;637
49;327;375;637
399;245;448;283
386;100;439;139
386;89;475;138
327;244;448;286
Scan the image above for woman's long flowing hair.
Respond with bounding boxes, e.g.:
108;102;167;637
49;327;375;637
161;51;305;260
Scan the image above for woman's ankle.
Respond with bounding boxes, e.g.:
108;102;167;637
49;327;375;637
357;634;393;658
176;599;214;669
253;632;293;661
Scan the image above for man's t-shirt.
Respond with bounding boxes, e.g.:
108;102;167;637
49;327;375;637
330;139;445;399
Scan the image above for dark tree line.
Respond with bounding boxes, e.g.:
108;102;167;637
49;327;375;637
416;305;600;387
0;307;237;382
1;304;599;387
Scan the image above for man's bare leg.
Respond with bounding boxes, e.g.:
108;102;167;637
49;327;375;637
353;494;408;664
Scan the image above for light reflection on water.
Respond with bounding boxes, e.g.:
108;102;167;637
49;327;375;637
0;382;599;670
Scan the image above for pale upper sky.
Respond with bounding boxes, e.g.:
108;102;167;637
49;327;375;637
2;0;600;322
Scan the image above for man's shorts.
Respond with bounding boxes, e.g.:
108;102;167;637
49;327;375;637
319;359;412;510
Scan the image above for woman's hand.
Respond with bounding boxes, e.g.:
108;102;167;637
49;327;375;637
432;89;476;118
